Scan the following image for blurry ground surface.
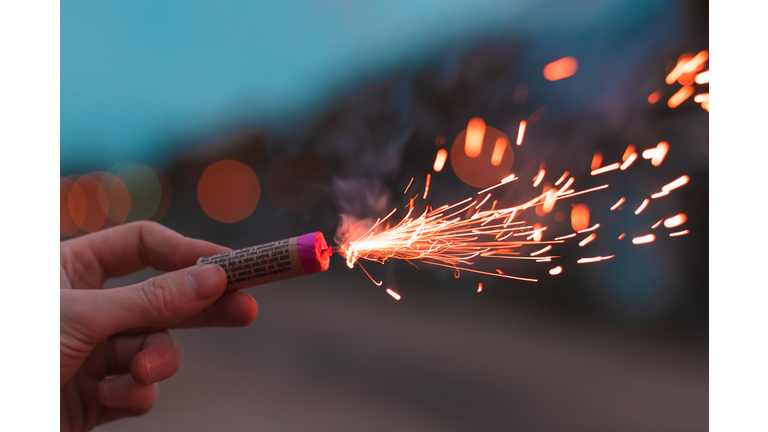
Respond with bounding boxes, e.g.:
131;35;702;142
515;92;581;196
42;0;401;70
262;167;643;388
101;265;706;432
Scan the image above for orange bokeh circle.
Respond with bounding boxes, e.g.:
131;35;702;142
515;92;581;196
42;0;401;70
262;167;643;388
97;171;132;224
450;125;515;188
198;160;261;223
68;174;108;233
61;177;76;237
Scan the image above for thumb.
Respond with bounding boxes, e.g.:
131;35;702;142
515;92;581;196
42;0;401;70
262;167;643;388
91;264;227;335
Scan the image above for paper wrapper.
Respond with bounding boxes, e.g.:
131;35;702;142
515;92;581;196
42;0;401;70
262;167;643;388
196;232;331;291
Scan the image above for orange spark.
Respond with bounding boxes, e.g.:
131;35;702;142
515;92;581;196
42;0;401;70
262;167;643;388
578;223;600;233
702;101;709;112
651;191;669;199
433;149;448;172
533;169;545;187
651;141;669;167
579;233;596;247
491;137;508;166
536;257;552;262
543;57;578;81
669;230;689;237
683;50;708;73
648;90;662;104
591;152;603;170
516;120;527;145
554;177;574;196
549;266;563;275
340;180;611;283
540;187;557;214
635;199;649;215
424;174;431;199
662;175;690;192
664;213;687;228
666;53;694;84
622;144;636;162
668;86;694;108
502;173;517;183
632;234;655;245
530;245;552;256
477;174;518;195
620;153;637;170
386;288;401;300
404;177;414;194
476;193;491;209
642;148;655;159
610;197;625;211
618;233;625;240
477;282;483;292
555;171;569;186
694;93;709;103
651;219;663;229
465;117;486;158
591;163;620;176
532;223;543;242
695;71;709;84
577;255;614;264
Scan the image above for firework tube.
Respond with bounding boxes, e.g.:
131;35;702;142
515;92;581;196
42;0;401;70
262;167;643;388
196;232;332;291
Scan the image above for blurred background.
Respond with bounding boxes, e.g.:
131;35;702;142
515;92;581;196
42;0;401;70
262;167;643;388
62;0;708;430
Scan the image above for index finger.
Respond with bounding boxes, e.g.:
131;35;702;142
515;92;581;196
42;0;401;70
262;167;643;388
61;221;230;285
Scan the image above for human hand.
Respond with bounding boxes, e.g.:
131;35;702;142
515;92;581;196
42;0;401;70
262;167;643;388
60;221;258;432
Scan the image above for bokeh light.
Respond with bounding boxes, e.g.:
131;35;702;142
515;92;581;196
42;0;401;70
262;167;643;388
668;85;693;108
450;125;514;188
198;160;260;223
490;137;507;166
433;149;448;172
664;213;687;228
60;177;77;237
571;203;590;231
264;152;327;213
543;56;578;81
68;174;108;233
107;162;162;222
98;171;132;224
464;117;486;158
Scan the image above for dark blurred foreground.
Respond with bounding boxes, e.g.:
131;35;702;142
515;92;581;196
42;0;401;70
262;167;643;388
101;264;706;432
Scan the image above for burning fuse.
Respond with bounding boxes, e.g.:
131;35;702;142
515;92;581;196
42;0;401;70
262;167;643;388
197;232;332;291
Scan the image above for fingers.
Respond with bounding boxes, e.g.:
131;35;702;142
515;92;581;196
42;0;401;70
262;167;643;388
170;291;258;329
97;374;159;415
106;331;181;385
61;221;230;286
84;264;227;336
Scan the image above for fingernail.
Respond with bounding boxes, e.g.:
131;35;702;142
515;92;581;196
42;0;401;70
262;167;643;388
102;380;126;403
188;265;224;300
145;353;163;382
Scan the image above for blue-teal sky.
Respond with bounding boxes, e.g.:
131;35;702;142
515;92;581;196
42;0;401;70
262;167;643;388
61;0;660;172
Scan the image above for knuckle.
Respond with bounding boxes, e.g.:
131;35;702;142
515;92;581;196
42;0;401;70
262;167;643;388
132;220;162;231
140;275;187;322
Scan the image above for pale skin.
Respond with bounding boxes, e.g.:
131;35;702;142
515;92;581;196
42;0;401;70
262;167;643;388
60;221;258;432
